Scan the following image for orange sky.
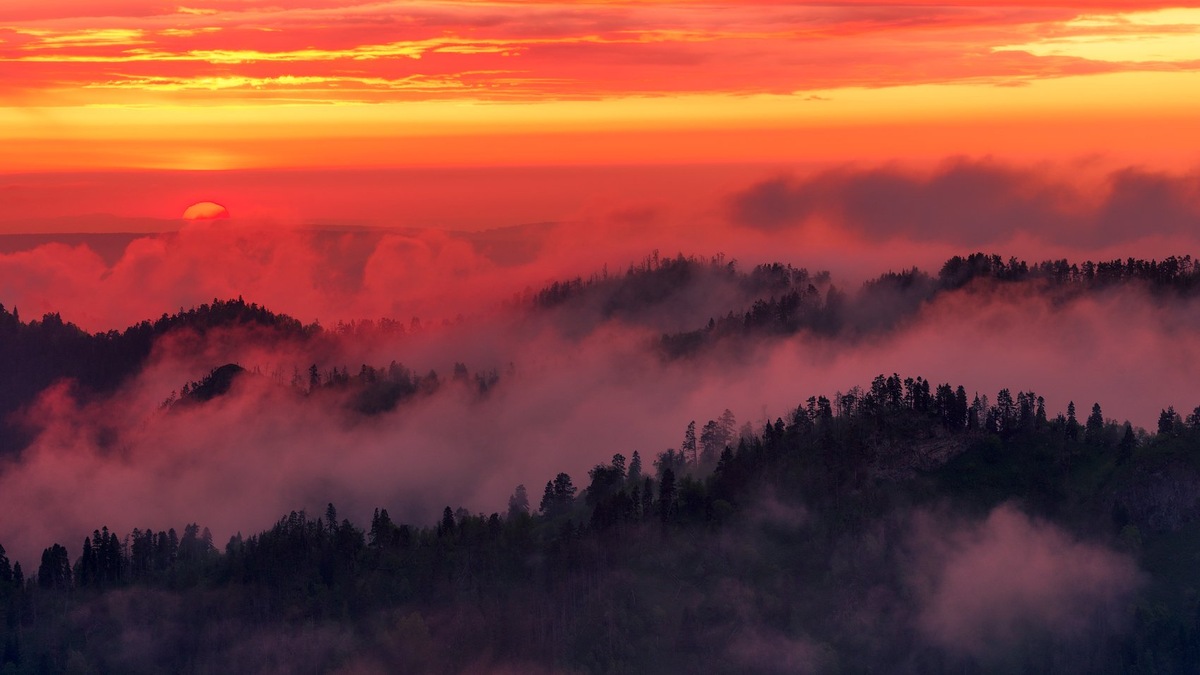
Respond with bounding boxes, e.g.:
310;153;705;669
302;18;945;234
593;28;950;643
1;1;1198;175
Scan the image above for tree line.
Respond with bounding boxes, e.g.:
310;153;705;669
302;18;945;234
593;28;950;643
3;375;1200;673
660;252;1200;356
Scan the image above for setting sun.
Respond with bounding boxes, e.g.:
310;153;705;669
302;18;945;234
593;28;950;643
181;201;230;220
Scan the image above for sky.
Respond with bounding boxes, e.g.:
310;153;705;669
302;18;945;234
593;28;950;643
0;1;1198;228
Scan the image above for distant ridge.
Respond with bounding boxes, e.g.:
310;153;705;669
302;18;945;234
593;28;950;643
0;221;562;267
0;233;151;266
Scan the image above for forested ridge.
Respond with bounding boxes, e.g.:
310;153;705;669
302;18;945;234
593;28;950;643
0;297;492;454
0;298;317;455
2;373;1200;673
5;251;1195;410
654;252;1200;356
3;251;1198;455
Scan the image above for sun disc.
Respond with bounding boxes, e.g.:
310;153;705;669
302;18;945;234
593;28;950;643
182;201;231;220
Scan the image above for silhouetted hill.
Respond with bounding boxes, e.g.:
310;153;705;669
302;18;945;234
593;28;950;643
0;298;317;454
175;363;248;405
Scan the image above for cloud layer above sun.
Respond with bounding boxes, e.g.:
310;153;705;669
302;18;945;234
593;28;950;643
3;2;1198;102
1;2;1199;170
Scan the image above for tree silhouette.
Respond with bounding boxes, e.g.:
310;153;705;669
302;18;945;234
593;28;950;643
507;485;530;520
37;544;71;590
1158;407;1181;437
1066;401;1080;441
539;473;576;518
1086;403;1105;444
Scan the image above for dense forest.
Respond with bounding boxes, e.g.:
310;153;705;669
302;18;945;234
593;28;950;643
657;252;1200;356
1;252;1199;673
1;372;1199;673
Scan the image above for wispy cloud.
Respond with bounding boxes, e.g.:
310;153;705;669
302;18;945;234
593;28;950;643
1;2;1196;169
995;8;1200;64
2;2;1195;104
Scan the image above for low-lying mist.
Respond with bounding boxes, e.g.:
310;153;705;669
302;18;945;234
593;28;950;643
3;159;1199;673
2;157;1199;568
0;269;1198;566
2;159;1198;333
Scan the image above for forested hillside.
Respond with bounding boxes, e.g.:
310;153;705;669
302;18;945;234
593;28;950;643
3;252;1197;455
1;373;1198;674
0;298;318;454
2;253;1199;673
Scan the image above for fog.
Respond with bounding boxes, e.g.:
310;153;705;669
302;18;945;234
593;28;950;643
1;159;1197;333
0;160;1196;575
730;158;1200;248
909;504;1140;662
0;268;1197;567
2;159;1193;674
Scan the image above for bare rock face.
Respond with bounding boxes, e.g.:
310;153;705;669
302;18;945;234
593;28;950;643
1115;460;1200;532
870;435;968;481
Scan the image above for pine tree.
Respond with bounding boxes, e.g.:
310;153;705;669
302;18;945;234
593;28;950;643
1158;407;1181;437
37;544;71;590
611;453;627;479
79;536;95;588
539;474;576;518
325;503;339;533
1066;401;1080;440
700;421;722;466
507;485;530;520
719;409;737;443
1086;403;1105;444
683;421;697;465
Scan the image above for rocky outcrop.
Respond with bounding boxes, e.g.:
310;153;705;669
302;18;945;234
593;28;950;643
1114;460;1200;532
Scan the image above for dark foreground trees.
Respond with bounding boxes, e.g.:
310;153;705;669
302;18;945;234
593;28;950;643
2;376;1199;673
